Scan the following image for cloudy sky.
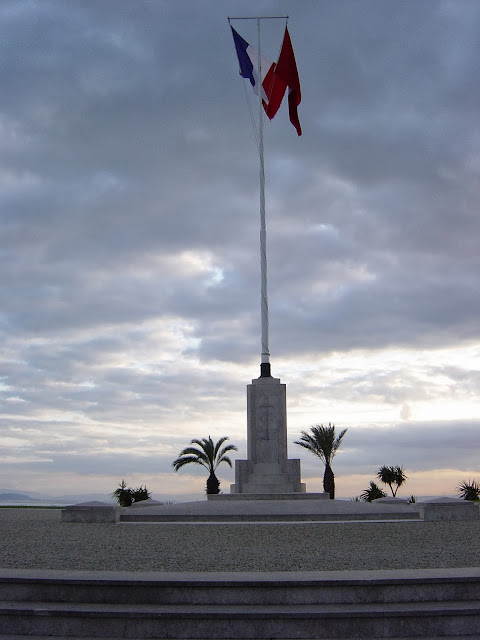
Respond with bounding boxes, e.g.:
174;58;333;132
1;0;480;501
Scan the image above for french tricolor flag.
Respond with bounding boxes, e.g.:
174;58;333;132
231;27;281;113
231;26;302;136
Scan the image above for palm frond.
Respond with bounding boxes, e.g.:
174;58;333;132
190;437;215;468
177;446;204;458
294;442;325;463
191;438;211;452
213;444;238;471
216;454;233;468
176;446;210;468
294;429;327;462
214;436;229;458
216;443;238;460
172;456;208;471
332;428;348;455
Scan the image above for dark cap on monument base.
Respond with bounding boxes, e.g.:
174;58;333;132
260;362;272;377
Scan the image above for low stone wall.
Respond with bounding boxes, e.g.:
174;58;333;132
61;501;120;523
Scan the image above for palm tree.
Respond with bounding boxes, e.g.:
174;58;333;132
294;424;347;499
360;481;387;502
376;465;407;497
172;436;238;495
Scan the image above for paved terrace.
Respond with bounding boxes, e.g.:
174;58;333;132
1;503;480;573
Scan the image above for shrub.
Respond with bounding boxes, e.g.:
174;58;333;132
360;481;387;502
131;485;151;503
111;480;151;506
457;479;480;502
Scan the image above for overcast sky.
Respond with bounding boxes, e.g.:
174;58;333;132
1;0;479;501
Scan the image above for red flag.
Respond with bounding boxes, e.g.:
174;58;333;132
264;27;302;136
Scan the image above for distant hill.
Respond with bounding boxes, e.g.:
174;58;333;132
0;492;40;502
0;488;189;504
0;489;115;505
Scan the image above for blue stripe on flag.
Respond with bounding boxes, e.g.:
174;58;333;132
231;27;255;87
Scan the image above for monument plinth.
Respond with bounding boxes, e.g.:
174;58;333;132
230;375;306;494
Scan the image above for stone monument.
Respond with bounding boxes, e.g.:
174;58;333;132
230;371;306;494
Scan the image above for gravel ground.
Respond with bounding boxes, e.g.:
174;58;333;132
1;508;479;573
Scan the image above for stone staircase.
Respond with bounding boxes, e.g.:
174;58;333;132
0;568;479;638
232;460;307;495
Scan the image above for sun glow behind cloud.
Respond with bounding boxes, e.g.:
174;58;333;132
282;343;480;428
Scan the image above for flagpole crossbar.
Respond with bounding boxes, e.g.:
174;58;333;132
228;16;288;21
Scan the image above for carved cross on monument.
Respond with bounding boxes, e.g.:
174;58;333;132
257;394;279;462
258;395;274;438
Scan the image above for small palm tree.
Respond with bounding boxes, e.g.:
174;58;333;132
360;481;387;502
294;424;347;499
376;465;407;497
172;436;238;495
457;479;480;501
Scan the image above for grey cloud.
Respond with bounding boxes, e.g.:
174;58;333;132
294;419;480;479
1;1;479;496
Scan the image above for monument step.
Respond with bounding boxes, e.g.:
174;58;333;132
249;463;286;473
211;492;328;500
120;510;421;522
241;473;298;483
0;599;479;638
241;483;296;493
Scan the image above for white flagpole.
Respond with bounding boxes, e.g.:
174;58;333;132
257;18;270;378
229;15;288;378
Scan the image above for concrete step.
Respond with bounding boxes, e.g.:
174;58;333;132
210;492;329;500
120;510;420;522
243;472;297;483
241;483;297;494
2;571;480;605
1;570;479;638
0;600;479;638
2;637;480;640
249;463;284;473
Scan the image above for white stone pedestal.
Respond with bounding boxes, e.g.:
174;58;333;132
230;375;306;494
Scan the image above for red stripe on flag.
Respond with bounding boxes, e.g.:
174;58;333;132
264;27;302;136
